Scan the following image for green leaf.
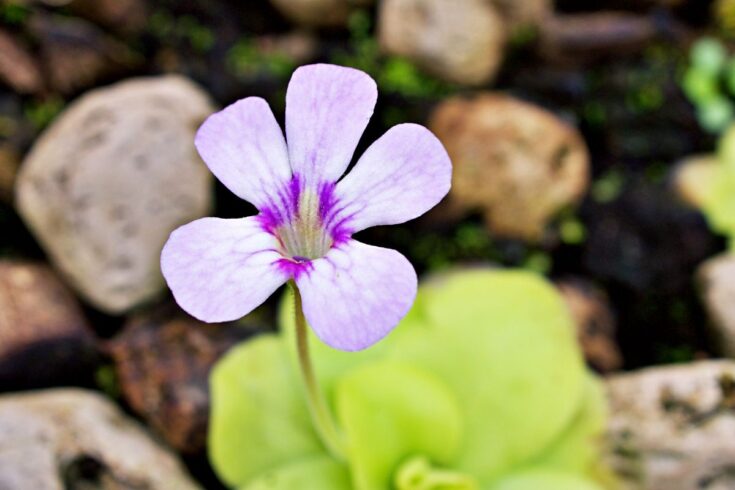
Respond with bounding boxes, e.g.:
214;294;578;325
241;456;351;490
490;470;603;490
209;336;322;487
395;270;587;482
335;361;465;490
691;37;727;76
527;375;608;474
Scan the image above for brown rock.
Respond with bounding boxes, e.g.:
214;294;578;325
269;0;373;27
488;0;551;33
0;389;201;490
557;278;622;372
0;260;98;388
29;13;140;94
539;12;658;64
429;93;590;240
0;29;44;95
67;0;148;34
107;309;253;453
606;361;735;490
378;0;506;86
0;145;20;203
697;253;735;357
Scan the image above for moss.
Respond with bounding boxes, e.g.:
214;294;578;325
226;39;296;80
24;97;64;131
0;3;30;26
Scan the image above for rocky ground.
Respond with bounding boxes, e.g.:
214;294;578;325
0;0;734;488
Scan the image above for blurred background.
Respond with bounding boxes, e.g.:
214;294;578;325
1;0;735;488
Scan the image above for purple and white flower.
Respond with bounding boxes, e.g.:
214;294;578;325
161;64;451;351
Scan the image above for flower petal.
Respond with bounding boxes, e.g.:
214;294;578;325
161;217;288;322
331;123;451;233
286;64;377;185
295;240;417;351
195;97;292;209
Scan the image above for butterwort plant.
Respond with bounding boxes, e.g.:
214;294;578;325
160;63;452;458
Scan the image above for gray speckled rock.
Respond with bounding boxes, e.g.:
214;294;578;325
15;76;214;313
606;361;735;490
0;389;201;490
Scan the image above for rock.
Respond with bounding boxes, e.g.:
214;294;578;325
429;93;589;240
0;145;20;203
0;29;44;95
29;13;141;94
66;0;148;35
557;278;623;372
0;260;99;389
606;361;735;490
672;154;717;209
107;308;253;453
0;389;201;490
698;253;735;357
539;12;658;64
489;0;551;33
269;0;373;27
15;76;214;314
378;0;506;86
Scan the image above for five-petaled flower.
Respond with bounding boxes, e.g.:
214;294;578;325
161;64;452;351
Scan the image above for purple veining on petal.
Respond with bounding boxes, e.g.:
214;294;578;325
317;181;337;222
256;208;281;235
289;173;302;216
317;181;353;244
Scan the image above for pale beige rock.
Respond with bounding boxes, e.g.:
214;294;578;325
15;76;214;313
698;253;735;357
430;93;589;240
0;389;201;490
606;361;735;490
673;154;718;209
270;0;373;27
378;0;506;85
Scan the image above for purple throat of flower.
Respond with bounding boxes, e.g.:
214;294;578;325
257;173;352;277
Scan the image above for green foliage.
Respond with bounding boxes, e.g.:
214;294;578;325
682;37;735;133
148;10;215;54
0;3;30;26
332;9;454;99
24;97;64;131
226;39;296;81
210;269;612;489
693;124;735;249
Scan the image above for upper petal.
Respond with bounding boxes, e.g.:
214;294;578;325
286;64;377;186
295;239;417;351
161;217;288;322
195;97;292;209
330;123;451;233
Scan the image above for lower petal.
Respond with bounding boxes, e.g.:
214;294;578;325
161;217;288;322
295;240;417;351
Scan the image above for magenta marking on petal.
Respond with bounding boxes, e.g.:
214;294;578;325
256;209;281;235
317;181;337;222
289;173;302;216
275;258;313;279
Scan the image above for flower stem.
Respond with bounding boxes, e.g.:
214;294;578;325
290;281;346;460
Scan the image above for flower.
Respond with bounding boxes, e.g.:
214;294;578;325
160;64;452;351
